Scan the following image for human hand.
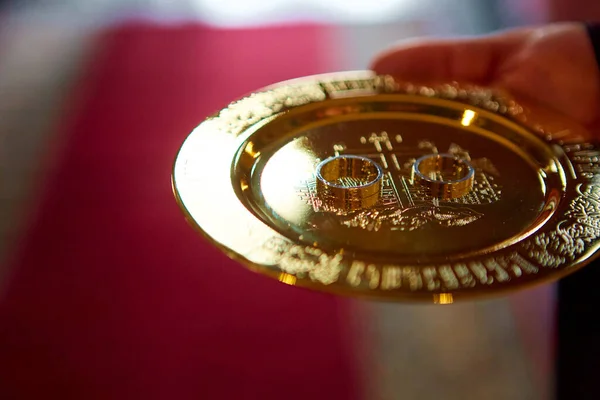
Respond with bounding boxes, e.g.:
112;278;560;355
370;23;600;130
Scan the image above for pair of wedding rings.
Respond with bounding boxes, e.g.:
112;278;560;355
315;154;474;209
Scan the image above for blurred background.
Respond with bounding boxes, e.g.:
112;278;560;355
0;0;597;399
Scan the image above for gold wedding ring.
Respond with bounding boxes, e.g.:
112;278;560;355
316;155;383;210
412;154;475;199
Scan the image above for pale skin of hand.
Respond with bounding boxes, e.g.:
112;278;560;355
370;22;600;131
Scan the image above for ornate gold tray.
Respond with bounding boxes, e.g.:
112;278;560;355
172;71;600;303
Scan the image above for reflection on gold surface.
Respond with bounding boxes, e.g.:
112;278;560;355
259;138;317;225
278;273;297;285
240;178;249;191
244;141;261;159
461;109;477;126
434;293;454;304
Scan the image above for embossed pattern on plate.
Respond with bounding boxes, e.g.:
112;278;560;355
172;71;600;302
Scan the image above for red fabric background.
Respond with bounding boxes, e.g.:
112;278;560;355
0;22;361;400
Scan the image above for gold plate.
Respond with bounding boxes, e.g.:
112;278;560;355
172;71;600;303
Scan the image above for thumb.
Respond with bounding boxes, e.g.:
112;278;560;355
370;30;528;84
